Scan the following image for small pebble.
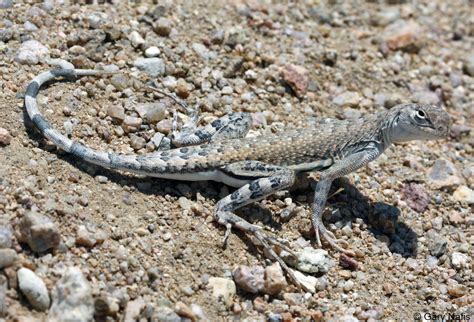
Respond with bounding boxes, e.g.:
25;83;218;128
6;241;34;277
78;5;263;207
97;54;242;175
15;40;49;65
281;247;333;273
18;268;50;311
451;252;469;269
281;64;309;98
18;212;60;253
48;267;94;321
208;277;236;303
0;249;17;268
133;58;165;78
333;91;361;108
145;46;161;57
453;186;474;204
0;127;12;145
233;265;265;293
153;17;172;37
427;159;463;189
129;31;145;48
0;226;12;248
263;262;287;295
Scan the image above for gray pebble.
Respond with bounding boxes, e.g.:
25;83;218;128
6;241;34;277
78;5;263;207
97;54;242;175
107;105;125;121
48;267;94;322
233;265;265;293
111;74;129;91
63;121;74;136
427;159;463;189
343;280;355;292
281;247;333;273
95;175;108;184
412;91;440;105
268;313;283;322
0;0;12;8
88;12;108;29
135;102;167;123
451;252;469;269
18;268;50;311
0;249;17;268
192;43;212;61
15;40;50;65
129;134;146;150
134;58;165;78
24;21;38;31
18;212;60;253
211;29;225;44
129;31;145;48
462;54;474;76
0;226;12;248
371;8;400;27
153;17;172;37
0;28;12;42
428;234;447;257
333;91;361;108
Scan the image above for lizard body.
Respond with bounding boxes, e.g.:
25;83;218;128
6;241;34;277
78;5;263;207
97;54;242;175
24;68;451;291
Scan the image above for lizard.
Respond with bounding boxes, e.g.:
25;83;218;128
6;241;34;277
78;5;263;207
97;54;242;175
24;68;451;290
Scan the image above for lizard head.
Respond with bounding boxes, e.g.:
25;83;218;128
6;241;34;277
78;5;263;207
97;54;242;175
388;103;451;143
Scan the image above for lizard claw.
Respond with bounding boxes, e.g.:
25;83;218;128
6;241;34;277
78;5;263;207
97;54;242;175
315;224;355;257
251;230;311;292
222;223;232;248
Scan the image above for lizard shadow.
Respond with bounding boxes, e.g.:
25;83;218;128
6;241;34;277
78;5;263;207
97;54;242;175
23;110;417;258
324;177;419;258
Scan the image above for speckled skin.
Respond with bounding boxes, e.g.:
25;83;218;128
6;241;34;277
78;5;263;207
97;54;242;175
24;68;451;291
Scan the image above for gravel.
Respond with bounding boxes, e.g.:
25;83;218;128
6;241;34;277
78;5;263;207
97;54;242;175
0;1;472;320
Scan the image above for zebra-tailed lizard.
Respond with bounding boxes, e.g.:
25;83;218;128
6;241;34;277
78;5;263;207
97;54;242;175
24;68;451;290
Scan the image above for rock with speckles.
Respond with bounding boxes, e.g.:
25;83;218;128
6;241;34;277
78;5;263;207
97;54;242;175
133;58;165;78
15;40;50;65
381;20;424;53
281;247;333;274
0;226;12;248
208;277;236;304
427;159;463;189
401;183;430;213
18;211;60;253
233;265;264;293
453;186;474;204
0;128;11;146
281;64;309;98
18;268;50;311
48;267;94;322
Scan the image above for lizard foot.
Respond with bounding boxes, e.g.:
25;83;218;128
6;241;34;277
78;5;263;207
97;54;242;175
251;230;312;293
315;224;355;257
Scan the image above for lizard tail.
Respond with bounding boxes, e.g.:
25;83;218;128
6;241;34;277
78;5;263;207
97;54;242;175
24;69;160;173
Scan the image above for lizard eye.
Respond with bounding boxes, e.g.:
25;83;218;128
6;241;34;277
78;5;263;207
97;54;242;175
416;110;426;119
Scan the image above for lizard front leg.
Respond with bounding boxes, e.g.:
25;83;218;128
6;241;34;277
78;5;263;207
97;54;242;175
215;162;311;290
312;149;381;256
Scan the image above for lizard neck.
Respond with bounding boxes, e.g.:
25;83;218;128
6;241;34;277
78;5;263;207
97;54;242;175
379;110;400;149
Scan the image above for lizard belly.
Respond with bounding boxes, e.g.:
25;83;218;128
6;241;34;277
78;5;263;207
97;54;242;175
149;170;220;182
149;170;250;187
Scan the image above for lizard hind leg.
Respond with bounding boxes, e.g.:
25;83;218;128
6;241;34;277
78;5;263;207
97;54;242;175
171;111;252;147
214;162;307;290
148;86;251;147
